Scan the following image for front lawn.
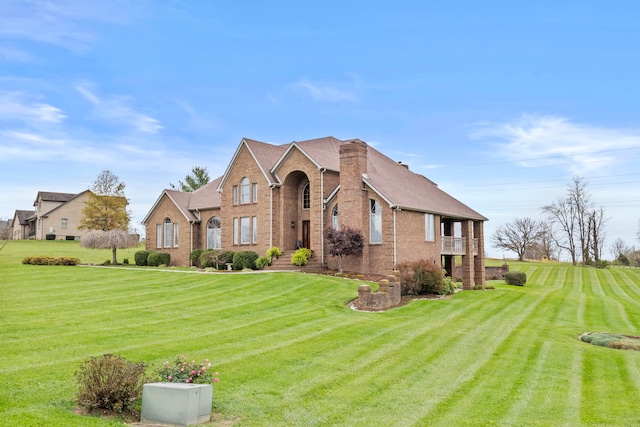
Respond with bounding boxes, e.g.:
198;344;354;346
1;241;640;426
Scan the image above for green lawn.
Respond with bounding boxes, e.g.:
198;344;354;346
2;241;640;426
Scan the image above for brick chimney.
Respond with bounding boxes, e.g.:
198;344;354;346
338;139;368;238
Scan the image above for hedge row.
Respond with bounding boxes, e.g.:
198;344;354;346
134;250;170;267
22;256;80;266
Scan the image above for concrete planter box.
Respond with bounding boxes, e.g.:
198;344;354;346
141;382;212;426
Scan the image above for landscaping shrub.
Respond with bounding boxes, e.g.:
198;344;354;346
398;260;447;295
76;354;146;414
291;247;312;266
504;271;527;286
218;250;235;264
123;258;129;265
199;249;221;269
22;256;80;266
233;251;259;270
147;252;170;267
255;256;271;269
189;249;205;267
134;250;153;266
266;246;283;259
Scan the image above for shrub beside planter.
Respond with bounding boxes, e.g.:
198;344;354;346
141;382;212;426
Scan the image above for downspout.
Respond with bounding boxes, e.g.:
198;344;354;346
269;185;274;248
392;205;398;271
190;221;194;266
320;167;326;266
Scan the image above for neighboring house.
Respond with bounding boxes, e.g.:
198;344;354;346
10;210;35;240
25;191;95;240
143;136;488;288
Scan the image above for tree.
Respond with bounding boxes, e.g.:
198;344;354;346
170;166;210;192
542;176;607;266
79;170;135;264
324;226;364;273
491;217;544;261
0;218;10;240
637;219;640;244
610;238;629;261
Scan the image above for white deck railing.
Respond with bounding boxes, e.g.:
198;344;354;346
441;236;478;256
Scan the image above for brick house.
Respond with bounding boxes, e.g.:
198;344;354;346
143;137;488;288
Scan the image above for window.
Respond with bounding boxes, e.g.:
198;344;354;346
252;183;258;203
207;217;221;249
164;218;172;248
425;214;435;241
233;218;239;245
240;217;250;244
370;200;382;243
232;186;238;205
302;182;310;209
241;177;250;204
332;204;339;230
156;224;162;249
61;218;68;229
173;223;179;247
252;216;257;243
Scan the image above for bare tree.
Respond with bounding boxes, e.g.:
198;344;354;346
0;218;10;240
542;196;578;265
542;176;606;266
170;166;210;192
610;238;629;261
637;219;640;244
79;170;135;264
491;217;545;261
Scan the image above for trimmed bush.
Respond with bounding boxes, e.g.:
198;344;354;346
218;251;235;264
147;252;170;267
22;256;79;266
504;271;527;286
123;258;129;265
76;354;146;414
290;248;312;266
233;251;259;270
255;256;271;270
199;249;221;269
398;260;447;295
134;250;153;266
189;249;205;267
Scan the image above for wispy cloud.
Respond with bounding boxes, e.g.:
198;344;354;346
76;85;163;134
0;91;66;124
470;114;640;173
0;0;135;50
285;77;360;103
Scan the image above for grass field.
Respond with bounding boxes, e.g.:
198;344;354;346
2;240;640;426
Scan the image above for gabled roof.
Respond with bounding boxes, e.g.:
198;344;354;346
216;136;486;221
36;190;94;217
363;146;487;220
14;210;35;225
34;191;77;206
217;138;287;190
142;177;222;225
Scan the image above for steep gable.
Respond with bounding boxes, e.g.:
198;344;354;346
218;138;287;190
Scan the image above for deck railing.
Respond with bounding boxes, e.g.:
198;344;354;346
441;236;478;256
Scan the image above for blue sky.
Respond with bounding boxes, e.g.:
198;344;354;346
2;0;640;259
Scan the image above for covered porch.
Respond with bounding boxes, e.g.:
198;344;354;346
440;218;485;289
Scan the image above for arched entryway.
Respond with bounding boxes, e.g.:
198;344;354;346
280;171;311;252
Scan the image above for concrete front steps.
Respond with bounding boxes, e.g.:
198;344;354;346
263;252;325;272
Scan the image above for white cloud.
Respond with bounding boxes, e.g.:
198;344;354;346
0;0;135;50
0;92;66;124
292;78;358;103
76;85;163;134
470;114;640;173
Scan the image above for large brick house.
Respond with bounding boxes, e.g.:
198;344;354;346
143;137;487;287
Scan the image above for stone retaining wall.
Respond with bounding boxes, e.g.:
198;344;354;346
353;275;401;311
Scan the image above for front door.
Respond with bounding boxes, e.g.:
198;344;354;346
302;220;310;249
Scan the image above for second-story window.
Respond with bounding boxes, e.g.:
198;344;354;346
241;177;250;204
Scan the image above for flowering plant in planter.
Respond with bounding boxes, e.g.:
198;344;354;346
158;355;219;384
